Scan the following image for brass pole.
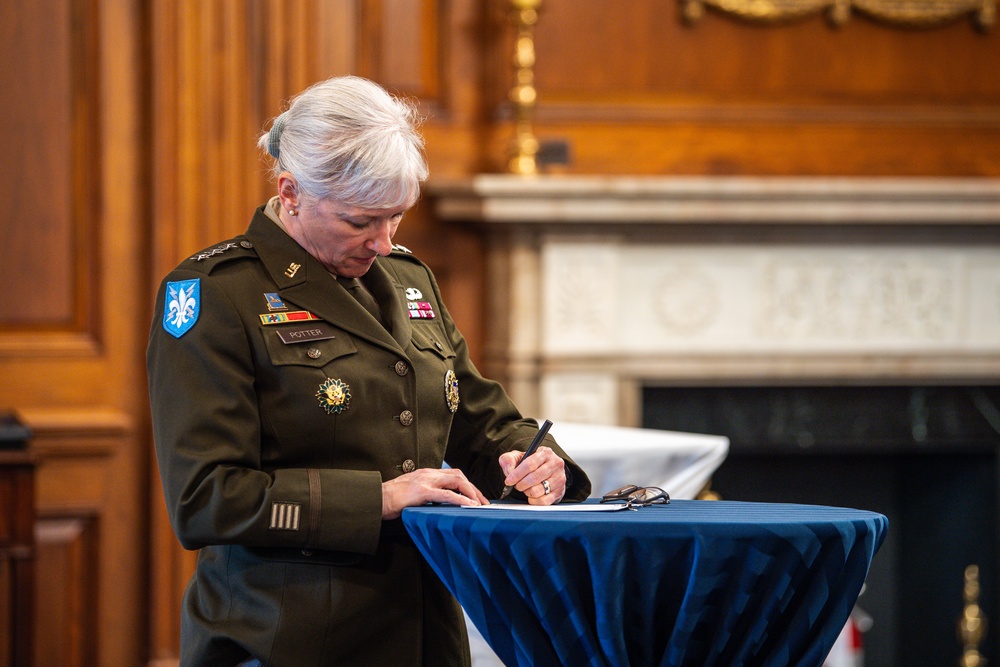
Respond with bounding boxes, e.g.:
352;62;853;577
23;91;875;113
507;0;541;175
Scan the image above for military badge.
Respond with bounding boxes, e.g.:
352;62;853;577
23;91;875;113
191;242;240;261
317;378;351;415
405;287;423;300
265;293;287;311
163;279;200;338
269;502;301;531
260;310;320;325
444;370;460;413
408;301;436;319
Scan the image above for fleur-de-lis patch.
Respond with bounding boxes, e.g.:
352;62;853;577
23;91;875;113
317;378;351;414
444;370;459;413
163;279;200;338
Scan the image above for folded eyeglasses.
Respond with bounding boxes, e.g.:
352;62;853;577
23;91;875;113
600;484;670;507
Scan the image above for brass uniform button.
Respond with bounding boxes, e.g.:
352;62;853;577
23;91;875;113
394;360;409;376
399;410;414;426
434;341;444;351
307;348;322;359
401;459;416;473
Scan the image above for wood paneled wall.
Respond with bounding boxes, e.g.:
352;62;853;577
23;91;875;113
0;0;996;664
0;0;148;665
527;0;1000;176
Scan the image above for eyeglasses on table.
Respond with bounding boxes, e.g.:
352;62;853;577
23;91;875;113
600;484;670;507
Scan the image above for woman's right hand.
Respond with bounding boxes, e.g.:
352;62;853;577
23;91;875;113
381;468;489;520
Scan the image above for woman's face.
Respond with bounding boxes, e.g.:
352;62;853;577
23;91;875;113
280;179;413;278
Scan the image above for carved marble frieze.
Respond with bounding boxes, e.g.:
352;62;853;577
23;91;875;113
541;241;1000;354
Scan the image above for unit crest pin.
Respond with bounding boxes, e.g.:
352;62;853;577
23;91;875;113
317;378;351;414
444;370;460;413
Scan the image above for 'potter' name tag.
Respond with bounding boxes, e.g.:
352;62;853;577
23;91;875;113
276;322;337;344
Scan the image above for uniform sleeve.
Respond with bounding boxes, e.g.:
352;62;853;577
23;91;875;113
428;272;592;501
147;269;383;553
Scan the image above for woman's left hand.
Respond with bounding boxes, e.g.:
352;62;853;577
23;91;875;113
498;446;566;505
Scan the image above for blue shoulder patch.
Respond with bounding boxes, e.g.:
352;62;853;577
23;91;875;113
163;279;201;338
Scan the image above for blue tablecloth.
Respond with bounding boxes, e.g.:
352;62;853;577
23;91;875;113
402;500;887;667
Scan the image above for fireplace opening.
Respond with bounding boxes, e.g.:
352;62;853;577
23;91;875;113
643;385;1000;667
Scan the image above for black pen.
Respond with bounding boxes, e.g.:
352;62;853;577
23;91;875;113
499;419;553;500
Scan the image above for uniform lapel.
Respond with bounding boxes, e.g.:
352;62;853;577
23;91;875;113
244;209;405;354
365;259;411;350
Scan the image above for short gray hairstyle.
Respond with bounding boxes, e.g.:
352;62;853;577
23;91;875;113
258;76;428;209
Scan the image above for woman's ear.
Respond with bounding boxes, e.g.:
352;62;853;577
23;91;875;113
277;172;300;213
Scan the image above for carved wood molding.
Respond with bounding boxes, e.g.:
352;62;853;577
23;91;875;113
0;332;102;358
13;407;129;459
682;0;996;30
534;101;1000;128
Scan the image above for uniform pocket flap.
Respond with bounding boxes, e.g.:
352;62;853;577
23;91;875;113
262;326;358;367
410;328;456;360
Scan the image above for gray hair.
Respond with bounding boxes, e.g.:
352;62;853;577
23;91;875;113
258;76;428;209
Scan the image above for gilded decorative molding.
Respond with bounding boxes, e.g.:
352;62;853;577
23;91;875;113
682;0;996;30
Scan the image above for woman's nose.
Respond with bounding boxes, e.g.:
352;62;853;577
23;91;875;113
367;222;394;256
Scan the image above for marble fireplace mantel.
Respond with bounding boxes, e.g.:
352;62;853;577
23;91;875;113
427;175;1000;426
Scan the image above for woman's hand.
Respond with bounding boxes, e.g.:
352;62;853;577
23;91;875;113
498;446;566;505
381;468;489;520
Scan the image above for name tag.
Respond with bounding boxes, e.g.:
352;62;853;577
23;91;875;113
276;322;337;344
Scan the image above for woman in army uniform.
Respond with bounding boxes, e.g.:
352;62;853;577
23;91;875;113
147;76;591;666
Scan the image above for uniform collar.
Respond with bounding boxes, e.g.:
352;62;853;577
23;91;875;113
245;207;409;354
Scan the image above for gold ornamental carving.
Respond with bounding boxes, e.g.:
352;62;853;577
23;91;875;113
682;0;996;30
507;0;541;176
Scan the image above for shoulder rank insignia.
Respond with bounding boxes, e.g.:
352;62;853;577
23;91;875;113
444;370;460;413
163;279;200;338
190;241;243;262
317;378;351;415
392;244;412;254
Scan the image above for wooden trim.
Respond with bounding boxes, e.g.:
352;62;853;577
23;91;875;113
11;408;128;459
0;333;102;358
35;514;100;667
71;0;104;343
531;100;1000;128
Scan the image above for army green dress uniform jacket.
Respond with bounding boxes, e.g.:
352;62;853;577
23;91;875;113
147;206;591;667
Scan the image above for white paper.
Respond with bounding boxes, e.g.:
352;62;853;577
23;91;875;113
460;502;629;511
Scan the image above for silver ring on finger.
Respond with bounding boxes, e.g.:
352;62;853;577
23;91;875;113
542;479;551;495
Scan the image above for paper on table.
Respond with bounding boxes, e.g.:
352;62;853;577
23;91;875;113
461;502;630;511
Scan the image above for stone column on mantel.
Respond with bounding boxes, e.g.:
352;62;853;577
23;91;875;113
427;175;1000;428
481;230;546;417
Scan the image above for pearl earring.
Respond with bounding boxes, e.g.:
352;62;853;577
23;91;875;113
288;209;298;216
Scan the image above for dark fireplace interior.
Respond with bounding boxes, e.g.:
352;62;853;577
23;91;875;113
643;385;1000;667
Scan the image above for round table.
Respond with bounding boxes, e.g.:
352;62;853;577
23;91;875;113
402;499;887;667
